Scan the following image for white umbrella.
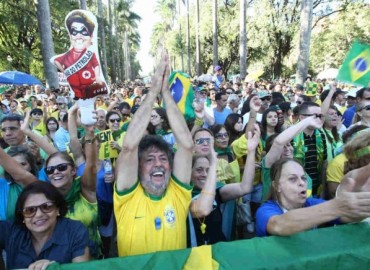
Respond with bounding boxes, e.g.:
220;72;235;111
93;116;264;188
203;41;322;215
317;68;339;80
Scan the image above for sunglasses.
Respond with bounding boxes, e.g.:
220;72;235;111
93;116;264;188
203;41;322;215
215;132;229;139
226;92;233;95
195;138;211;145
109;118;121;123
297;101;303;105
22;201;56;218
57;103;65;106
1;126;19;132
32;112;43;116
362;105;370;111
301;113;324;119
121;114;130;117
261;96;271;101
45;163;71;175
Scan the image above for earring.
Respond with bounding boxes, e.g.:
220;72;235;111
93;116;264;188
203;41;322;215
22;220;25;223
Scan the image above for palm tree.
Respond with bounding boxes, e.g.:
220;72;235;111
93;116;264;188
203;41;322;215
35;0;59;88
97;0;109;82
239;0;247;80
116;0;141;80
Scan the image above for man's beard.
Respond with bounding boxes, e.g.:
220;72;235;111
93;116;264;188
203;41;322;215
141;175;170;196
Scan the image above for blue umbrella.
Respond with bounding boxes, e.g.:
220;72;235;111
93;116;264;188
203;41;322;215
0;71;42;85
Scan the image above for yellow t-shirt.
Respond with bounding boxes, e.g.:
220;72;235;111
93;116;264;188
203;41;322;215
31;121;47;135
66;192;101;256
114;175;192;257
231;135;263;185
326;153;348;184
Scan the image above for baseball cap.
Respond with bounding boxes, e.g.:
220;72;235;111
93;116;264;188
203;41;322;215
214;65;222;72
258;90;271;99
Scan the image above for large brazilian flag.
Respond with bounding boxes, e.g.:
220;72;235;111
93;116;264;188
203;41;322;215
47;223;370;270
168;71;195;121
337;40;370;86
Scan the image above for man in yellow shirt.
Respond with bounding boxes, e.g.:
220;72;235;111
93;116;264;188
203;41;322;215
114;55;193;257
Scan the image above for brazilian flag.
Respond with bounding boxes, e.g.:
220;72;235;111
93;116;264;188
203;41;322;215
168;71;195;121
337;40;370;86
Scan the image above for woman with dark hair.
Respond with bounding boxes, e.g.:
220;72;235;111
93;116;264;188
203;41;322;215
224;113;243;145
0;146;39;221
44;117;59;144
148;107;176;147
260;106;283;149
256;158;370;237
0;181;90;269
105;110;123;152
323;105;343;161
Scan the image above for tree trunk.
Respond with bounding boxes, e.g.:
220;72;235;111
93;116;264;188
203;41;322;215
97;0;109;83
123;31;131;80
296;0;313;85
178;0;184;72
80;0;87;9
186;0;191;75
212;0;218;68
195;0;201;76
108;0;116;82
35;0;59;88
239;0;247;80
113;0;122;81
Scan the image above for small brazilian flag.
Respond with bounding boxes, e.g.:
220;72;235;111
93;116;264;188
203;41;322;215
168;71;195;121
337;40;370;86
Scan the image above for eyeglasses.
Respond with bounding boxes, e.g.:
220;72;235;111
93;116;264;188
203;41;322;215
195;138;211;145
300;113;324;119
45;163;71;175
215;132;229;139
109;118;121;123
1;126;19;132
22;201;56;218
362;105;370;111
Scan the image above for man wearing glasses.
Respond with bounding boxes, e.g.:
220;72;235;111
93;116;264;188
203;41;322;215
293;101;327;196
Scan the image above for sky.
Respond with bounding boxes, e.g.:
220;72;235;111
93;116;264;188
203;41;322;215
132;0;160;76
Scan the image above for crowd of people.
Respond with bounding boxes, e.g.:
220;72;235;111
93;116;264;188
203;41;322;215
1;56;370;269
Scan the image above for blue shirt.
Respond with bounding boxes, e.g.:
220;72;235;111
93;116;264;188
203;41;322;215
342;105;356;128
53;126;70;152
213;107;232;125
256;198;340;237
0;217;89;268
212;74;224;90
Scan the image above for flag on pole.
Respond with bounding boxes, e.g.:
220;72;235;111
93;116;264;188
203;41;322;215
337;40;370;86
168;71;195;121
0;85;12;95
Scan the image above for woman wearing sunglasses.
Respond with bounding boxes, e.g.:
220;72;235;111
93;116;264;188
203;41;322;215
189;125;260;246
352;101;370;128
0;181;90;269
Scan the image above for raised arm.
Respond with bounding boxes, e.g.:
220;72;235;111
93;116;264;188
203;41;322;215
220;124;260;201
190;147;218;218
161;68;194;184
245;96;261;134
0;147;37;186
21;111;58;155
80;126;98;203
116;56;167;192
264;115;321;168
68;103;85;166
321;83;336;116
